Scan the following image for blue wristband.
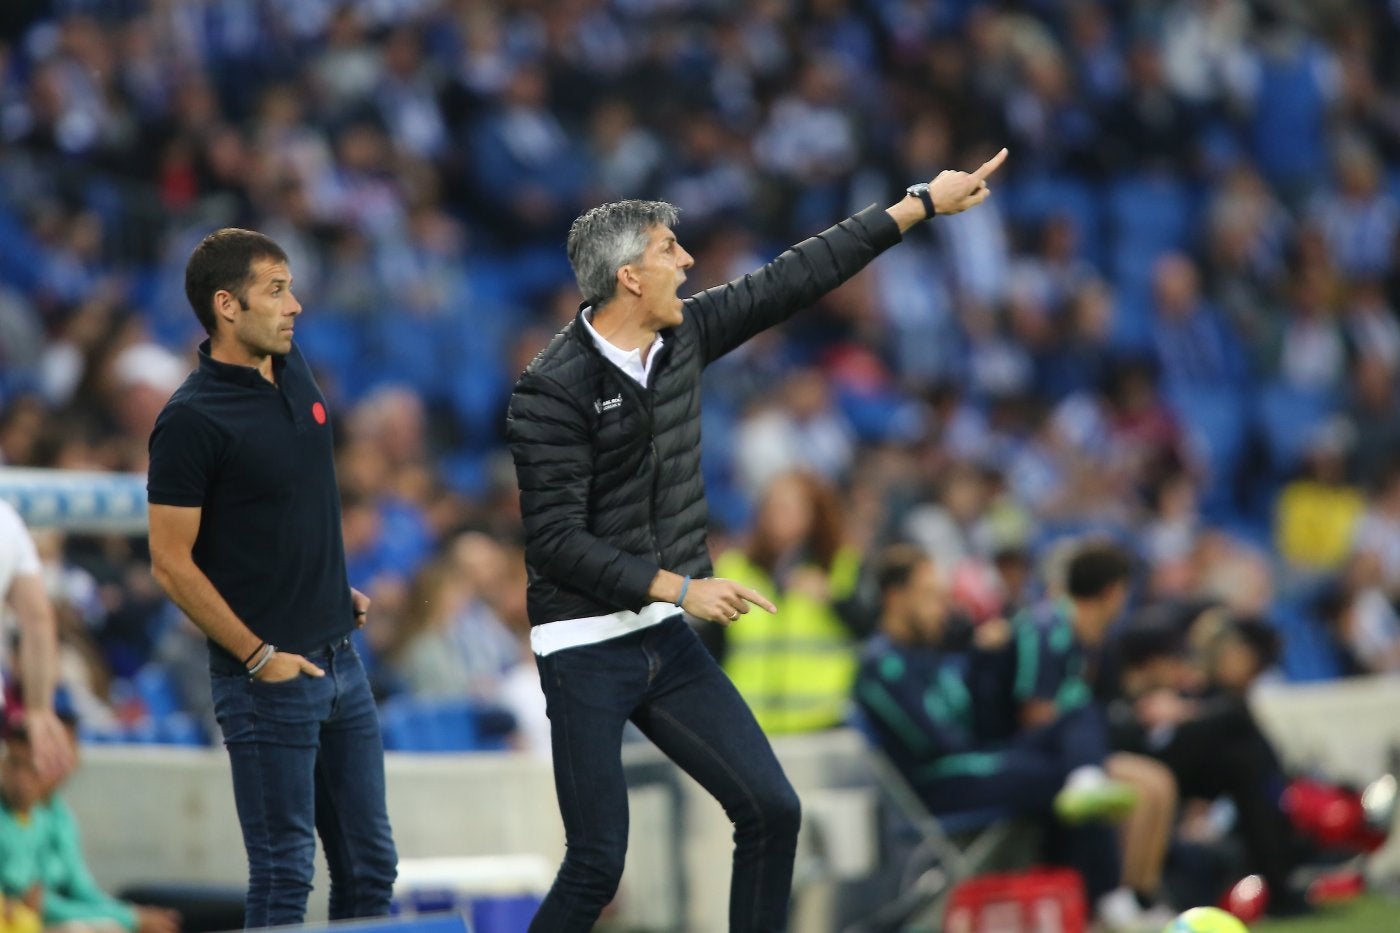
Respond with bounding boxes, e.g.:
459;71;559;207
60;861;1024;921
675;575;691;607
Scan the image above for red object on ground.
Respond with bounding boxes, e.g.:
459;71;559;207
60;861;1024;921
945;867;1087;933
1307;869;1366;904
1220;874;1269;924
1283;777;1387;851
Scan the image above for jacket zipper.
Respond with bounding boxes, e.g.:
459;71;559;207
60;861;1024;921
649;435;662;563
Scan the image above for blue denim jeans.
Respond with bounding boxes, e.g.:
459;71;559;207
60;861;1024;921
531;617;801;933
917;708;1122;902
211;637;398;927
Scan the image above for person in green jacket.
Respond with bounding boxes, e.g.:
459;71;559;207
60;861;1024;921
0;718;180;933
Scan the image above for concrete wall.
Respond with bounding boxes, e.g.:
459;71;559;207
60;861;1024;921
66;677;1400;932
1249;675;1400;784
68;732;873;931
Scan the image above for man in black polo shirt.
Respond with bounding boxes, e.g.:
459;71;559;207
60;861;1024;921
146;229;396;927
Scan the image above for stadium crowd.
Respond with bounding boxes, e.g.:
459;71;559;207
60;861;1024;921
0;0;1399;911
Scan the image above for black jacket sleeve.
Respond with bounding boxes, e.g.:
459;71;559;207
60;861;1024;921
687;204;903;365
507;370;660;611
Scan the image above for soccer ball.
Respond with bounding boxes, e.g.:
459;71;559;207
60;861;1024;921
1162;906;1249;932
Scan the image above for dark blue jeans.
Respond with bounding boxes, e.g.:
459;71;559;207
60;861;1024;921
211;637;398;927
918;706;1121;901
532;617;801;932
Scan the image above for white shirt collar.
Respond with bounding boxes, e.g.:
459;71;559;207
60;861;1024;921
581;307;663;388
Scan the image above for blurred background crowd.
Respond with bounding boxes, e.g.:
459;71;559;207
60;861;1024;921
0;0;1398;757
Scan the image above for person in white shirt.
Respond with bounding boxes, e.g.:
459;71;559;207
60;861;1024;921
0;498;76;780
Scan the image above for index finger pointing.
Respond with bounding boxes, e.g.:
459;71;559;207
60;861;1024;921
971;147;1009;182
739;585;778;614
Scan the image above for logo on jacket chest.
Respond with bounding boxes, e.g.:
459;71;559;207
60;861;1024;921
594;394;623;413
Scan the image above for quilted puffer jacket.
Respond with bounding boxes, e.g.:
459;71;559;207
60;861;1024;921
506;204;902;626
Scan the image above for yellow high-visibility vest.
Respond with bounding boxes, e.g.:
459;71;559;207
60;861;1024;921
715;547;862;735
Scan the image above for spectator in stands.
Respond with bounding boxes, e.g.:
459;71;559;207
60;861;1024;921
507;152;1007;932
1341;278;1400;370
659;114;758;236
32;716;183;933
1351;464;1400;599
903;460;993;572
1271;269;1347;395
1203;165;1289;372
0;499;75;781
1346;355;1400;490
467;61;589;245
733;367;855;498
587;99;664;202
1239;11;1338;205
0;718;173;931
1102;39;1198;175
147;229;396;926
753;56;860;233
0;722;60;928
855;544;1171;932
1314;568;1400;675
713;470;865;734
1311;137;1398;281
1150;253;1249;392
385;552;517;700
1275;418;1364;574
1182;530;1276;619
1142;469;1201;591
25;529;119;736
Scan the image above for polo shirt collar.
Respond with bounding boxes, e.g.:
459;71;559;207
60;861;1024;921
578;306;663;388
198;339;288;388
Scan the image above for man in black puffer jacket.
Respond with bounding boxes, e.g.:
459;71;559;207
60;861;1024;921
507;147;1007;933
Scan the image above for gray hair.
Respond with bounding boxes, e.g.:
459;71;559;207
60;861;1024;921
566;199;679;308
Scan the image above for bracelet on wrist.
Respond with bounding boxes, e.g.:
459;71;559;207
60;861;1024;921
675;575;691;607
242;641;267;667
247;644;277;678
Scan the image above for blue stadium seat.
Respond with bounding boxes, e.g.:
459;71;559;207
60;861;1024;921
1163;384;1248;519
156;711;207;746
131;664;182;718
368;313;447;399
0;206;43;293
1003;174;1104;266
1254;382;1338;478
471;896;539;933
438;451;492;498
835;387;923;444
121;717;161;745
295;312;365;383
379;697;479;752
447;364;510;450
1269;598;1345;683
1107;174;1195;255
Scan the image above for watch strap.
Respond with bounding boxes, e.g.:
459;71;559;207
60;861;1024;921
912;185;935;219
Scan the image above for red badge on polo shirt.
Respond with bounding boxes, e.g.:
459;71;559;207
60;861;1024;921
312;401;327;425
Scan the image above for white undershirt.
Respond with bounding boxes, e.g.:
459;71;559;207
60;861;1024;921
579;306;664;385
530;309;678;657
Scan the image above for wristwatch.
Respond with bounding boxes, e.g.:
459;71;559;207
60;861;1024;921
906;182;936;219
